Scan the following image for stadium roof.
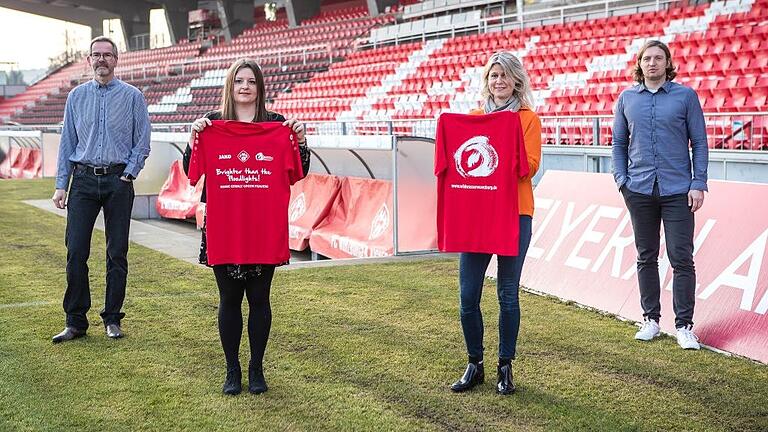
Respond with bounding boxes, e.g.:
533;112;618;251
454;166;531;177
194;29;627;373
0;0;209;46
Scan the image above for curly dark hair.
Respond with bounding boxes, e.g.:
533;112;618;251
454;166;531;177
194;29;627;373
632;40;677;83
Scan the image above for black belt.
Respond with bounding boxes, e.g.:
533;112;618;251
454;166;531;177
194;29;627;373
74;163;126;176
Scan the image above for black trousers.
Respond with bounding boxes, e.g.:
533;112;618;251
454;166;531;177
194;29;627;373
64;168;134;330
622;185;696;328
213;265;275;369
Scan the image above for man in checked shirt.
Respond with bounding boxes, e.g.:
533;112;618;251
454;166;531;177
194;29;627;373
51;36;151;343
612;40;709;351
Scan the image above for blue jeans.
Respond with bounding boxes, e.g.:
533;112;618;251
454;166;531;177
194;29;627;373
63;166;134;330
458;215;532;360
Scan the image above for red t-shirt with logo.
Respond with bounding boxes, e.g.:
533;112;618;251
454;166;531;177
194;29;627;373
434;111;529;256
187;120;304;265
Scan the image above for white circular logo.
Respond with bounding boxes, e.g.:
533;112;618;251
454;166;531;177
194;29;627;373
453;135;499;178
369;203;390;240
288;192;307;222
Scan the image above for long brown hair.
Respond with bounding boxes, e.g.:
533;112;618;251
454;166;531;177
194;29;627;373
220;58;268;122
632;40;677;83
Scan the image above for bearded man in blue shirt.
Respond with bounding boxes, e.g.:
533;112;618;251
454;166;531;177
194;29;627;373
51;36;151;343
612;40;709;350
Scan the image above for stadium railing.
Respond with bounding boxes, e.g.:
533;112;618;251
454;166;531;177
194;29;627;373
4;110;766;152
479;0;678;32
363;0;679;48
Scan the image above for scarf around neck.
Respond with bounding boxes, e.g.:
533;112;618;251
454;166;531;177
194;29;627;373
484;97;522;114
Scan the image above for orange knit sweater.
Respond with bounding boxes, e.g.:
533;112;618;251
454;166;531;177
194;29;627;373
468;107;542;216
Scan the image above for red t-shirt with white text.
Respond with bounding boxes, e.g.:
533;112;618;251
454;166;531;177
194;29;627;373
435;111;529;255
187;120;304;265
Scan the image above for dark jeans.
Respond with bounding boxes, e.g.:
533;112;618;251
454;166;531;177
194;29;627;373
622;186;696;328
64;167;134;330
459;215;532;361
213;265;275;370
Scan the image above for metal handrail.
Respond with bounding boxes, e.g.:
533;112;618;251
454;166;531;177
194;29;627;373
479;0;676;29
4;110;768;151
109;44;336;82
4;112;766;131
362;0;678;48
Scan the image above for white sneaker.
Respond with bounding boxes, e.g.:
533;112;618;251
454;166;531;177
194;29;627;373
634;319;660;341
676;327;700;350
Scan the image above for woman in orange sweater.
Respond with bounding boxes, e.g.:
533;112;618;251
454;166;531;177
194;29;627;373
450;51;542;395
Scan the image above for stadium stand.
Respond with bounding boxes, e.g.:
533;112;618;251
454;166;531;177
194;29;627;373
0;62;81;124
1;1;395;125
277;0;767;147
0;0;765;148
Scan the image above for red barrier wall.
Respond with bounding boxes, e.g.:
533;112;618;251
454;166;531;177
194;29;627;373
0;147;20;178
156;160;203;219
489;171;768;363
288;173;342;251
396;174;438;253
9;147;30;178
309;177;394;259
21;149;42;178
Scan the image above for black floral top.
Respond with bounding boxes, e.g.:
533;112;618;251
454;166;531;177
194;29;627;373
182;110;311;279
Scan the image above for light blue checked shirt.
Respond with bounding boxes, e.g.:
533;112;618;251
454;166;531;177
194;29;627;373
55;78;151;189
612;81;708;196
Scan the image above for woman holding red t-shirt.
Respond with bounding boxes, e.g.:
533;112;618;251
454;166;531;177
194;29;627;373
449;52;542;395
182;58;310;396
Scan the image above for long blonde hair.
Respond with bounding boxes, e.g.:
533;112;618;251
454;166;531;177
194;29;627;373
481;51;534;109
220;58;268;122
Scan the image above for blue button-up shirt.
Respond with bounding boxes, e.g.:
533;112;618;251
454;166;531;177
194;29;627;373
55;78;151;189
611;81;708;196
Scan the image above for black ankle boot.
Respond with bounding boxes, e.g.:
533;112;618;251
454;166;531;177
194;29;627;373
249;364;268;394
450;362;484;392
222;366;242;395
496;363;515;395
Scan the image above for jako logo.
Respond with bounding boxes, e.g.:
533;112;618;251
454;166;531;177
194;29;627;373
255;152;274;161
369;203;390;240
237;150;250;163
218;154;232;160
288;192;306;222
454;136;499;178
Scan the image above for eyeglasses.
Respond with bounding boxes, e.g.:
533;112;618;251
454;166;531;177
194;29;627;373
90;52;116;60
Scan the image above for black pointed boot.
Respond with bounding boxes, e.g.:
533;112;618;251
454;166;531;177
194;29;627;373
496;363;515;395
450;362;484;392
